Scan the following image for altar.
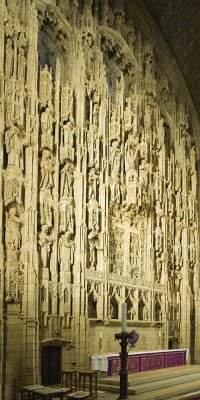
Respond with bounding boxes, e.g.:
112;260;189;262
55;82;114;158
92;349;188;377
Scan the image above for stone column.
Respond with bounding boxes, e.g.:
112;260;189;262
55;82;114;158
0;0;5;396
21;1;39;386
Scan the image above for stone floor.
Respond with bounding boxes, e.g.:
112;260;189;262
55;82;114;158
16;365;200;400
16;389;200;400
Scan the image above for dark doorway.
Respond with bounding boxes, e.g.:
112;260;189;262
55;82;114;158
41;346;61;385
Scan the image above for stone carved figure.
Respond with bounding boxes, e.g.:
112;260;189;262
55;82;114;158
110;175;121;204
125;130;140;172
124;98;136;133
17;47;26;81
174;265;182;292
143;304;149;321
88;293;97;318
154;221;163;256
39;225;53;268
88;167;99;200
88;225;101;269
5;37;14;78
156;257;162;283
5;207;22;250
110;140;121;178
59;231;74;272
40;150;55;190
41;102;55;149
5;123;27;169
61;114;75;147
41;103;54;133
174;227;182;268
128;304;136;320
60;162;74;198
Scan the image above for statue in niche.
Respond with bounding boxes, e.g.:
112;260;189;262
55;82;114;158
128;304;136;320
92;103;99;132
5;37;14;78
5;207;22;250
144;104;152;130
126;169;138;207
17;47;26;81
110;111;117;141
124;98;136;133
155;300;162;321
110;140;121;178
82;33;94;73
175;164;182;193
5;123;27;170
14;81;25;124
40;194;52;227
58;231;74;272
40;150;55;190
125;130;139;172
139;158;149;187
156;257;162;283
174;227;182;268
189;225;196;266
61;114;75;147
110;175;121;205
154;221;163;257
152;137;162;166
88;224;101;269
109;298;118;319
138;158;149;205
88;293;97;319
174;265;182;292
88;167;99;200
41;285;46;301
41;102;55;148
143;304;149;321
39;225;53;268
153;167;163;204
60;162;74;198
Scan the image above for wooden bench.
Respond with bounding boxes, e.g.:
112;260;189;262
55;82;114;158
32;386;71;399
67;392;90;399
21;385;45;399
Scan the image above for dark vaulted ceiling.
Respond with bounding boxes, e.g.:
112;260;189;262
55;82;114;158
143;0;200;126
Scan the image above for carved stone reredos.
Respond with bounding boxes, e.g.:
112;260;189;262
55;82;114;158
0;0;199;392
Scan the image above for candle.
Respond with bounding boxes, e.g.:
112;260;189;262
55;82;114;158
99;330;102;339
121;303;127;331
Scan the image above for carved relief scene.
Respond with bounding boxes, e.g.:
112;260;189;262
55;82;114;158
0;0;199;397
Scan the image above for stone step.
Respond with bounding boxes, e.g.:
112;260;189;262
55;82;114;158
132;372;200;394
97;365;200;400
169;392;200;400
127;379;200;400
98;365;200;388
